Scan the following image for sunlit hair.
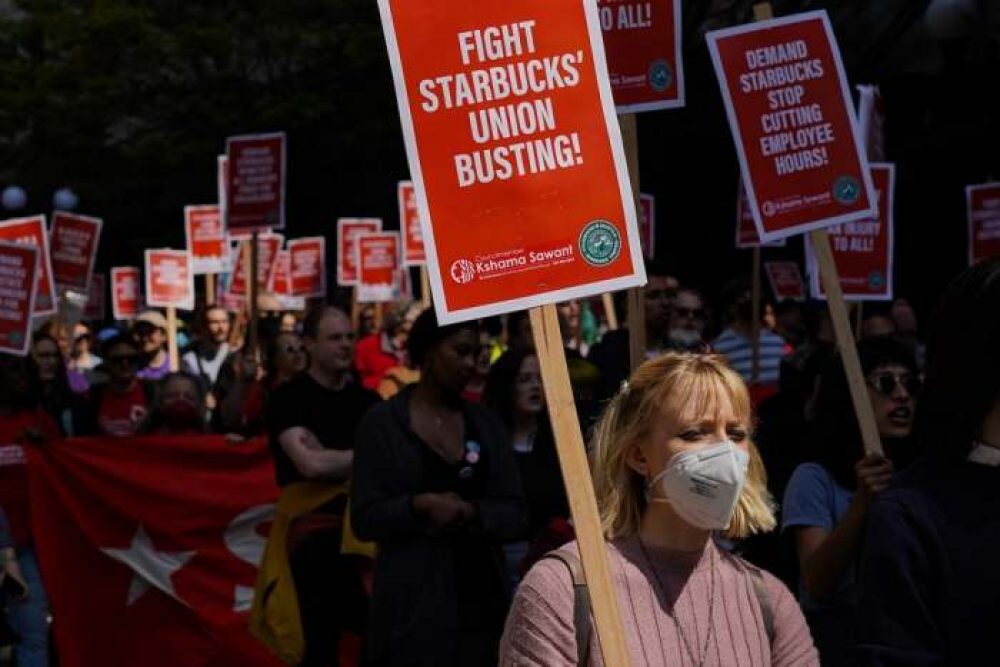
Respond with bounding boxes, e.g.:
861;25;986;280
591;352;776;540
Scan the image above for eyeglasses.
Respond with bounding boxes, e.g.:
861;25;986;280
675;307;705;319
867;372;920;397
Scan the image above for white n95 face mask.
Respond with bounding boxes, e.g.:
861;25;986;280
647;440;750;530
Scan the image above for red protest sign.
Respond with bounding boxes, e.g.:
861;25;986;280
379;0;645;323
807;163;895;301
287;237;326;298
269;250;306;312
225;133;286;231
336;218;382;286
736;182;786;248
597;0;684;112
49;212;103;294
0;215;57;315
145;249;194;311
966;182;1000;267
399;181;426;266
356;232;402;303
185;205;228;275
83;273;107;322
0;241;38;356
764;261;805;301
111;267;141;321
228;234;283;297
707;11;875;243
638;193;655;259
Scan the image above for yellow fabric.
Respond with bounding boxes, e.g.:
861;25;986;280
249;481;375;664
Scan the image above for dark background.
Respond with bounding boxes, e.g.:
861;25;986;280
1;0;997;319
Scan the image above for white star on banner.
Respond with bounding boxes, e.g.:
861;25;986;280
100;525;195;606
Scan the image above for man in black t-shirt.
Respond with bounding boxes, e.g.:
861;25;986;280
265;306;380;666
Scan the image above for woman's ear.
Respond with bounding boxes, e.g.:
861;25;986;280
624;441;648;478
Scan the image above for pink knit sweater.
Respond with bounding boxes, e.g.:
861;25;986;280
500;536;818;666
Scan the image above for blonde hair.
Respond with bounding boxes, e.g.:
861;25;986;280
591;352;776;540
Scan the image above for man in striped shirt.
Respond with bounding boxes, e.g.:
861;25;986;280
712;280;787;394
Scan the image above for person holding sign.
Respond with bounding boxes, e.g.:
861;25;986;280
351;308;528;667
501;352;817;666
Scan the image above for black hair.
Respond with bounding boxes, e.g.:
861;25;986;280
138;371;208;434
812;336;920;488
101;333;139;359
264;330;303;380
916;258;1000;461
301;305;349;340
506;310;531;349
483;347;537;428
406;307;478;369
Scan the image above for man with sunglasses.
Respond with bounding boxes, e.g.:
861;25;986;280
78;335;155;437
667;287;708;351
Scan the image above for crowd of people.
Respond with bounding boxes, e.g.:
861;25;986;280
1;257;999;666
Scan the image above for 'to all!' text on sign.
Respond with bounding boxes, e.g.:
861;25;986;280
0;242;38;356
379;0;645;322
707;11;875;242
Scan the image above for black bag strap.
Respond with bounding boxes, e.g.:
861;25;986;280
749;567;776;646
544;549;592;667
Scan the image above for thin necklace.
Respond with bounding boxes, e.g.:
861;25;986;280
637;537;716;667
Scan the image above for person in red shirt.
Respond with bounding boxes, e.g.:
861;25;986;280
0;353;62;667
79;335;154;437
353;301;422;391
138;372;210;435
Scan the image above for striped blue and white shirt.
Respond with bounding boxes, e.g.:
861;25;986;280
712;328;787;385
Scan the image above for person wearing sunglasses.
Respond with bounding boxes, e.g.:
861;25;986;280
667;287;709;351
77;335;156;437
781;336;920;666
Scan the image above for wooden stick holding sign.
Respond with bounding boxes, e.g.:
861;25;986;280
420;265;431;309
619;113;647;370
166;306;179;371
530;304;631;665
205;274;216;306
601;293;619;331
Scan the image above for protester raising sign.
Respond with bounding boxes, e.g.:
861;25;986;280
287;237;326;298
966;182;1000;267
764;260;805;301
185;205;228;275
0;241;38;356
0;216;57;316
807;163;895;300
336;218;382;286
225;133;286;231
49;212;103;294
356;231;402;303
707;11;875;242
597;0;684;112
111;267;141;321
145;250;194;311
399;181;426;266
379;0;645;323
638;193;655;259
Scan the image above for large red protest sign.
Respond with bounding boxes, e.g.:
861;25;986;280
807;163;895;300
399;181;426;266
597;0;683;112
185;205;228;275
337;218;382;286
356;231;402;303
49;212;103;294
111;267;141;321
638;192;655;259
967;182;1000;266
83;273;107;321
145;249;194;311
764;260;805;301
379;0;645;323
707;11;875;243
226;133;286;231
0;216;57;315
287;236;326;298
229;234;283;297
0;241;38;356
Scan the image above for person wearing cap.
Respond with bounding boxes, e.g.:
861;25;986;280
133;310;171;381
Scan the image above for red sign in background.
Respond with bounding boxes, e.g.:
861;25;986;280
145;250;194;310
287;237;326;298
337;218;382;286
49;212;103;294
736;182;786;248
185;206;227;275
0;216;57;315
356;232;401;303
708;11;875;242
112;267;141;321
229;235;283;297
0;241;39;356
226;133;286;231
399;182;426;266
764;260;805;301
967;182;1000;267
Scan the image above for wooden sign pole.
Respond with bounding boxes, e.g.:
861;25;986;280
166;306;179;371
205;274;216;306
530;304;631;667
854;301;864;341
751;246;762;382
420;265;431;309
601;293;619;331
619;113;647;369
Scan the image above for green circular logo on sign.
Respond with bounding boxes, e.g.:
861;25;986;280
579;221;621;266
648;59;673;93
868;271;884;289
9;331;23;345
833;176;861;205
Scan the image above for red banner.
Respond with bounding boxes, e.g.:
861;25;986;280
764;260;805;301
49;212;103;294
226;133;286;231
0;241;39;355
708;11;875;242
399;182;426;266
966;182;1000;267
28;435;281;667
638;192;655;259
287;237;326;298
145;249;194;310
336;218;382;286
0;215;57;315
598;0;684;112
357;232;402;303
112;267;142;321
185;205;228;275
807;163;895;300
83;272;107;322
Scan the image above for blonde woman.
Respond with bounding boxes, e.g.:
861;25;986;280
500;353;818;666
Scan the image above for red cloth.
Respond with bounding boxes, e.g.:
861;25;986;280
353;333;400;391
98;381;150;437
27;435;283;667
0;410;61;546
